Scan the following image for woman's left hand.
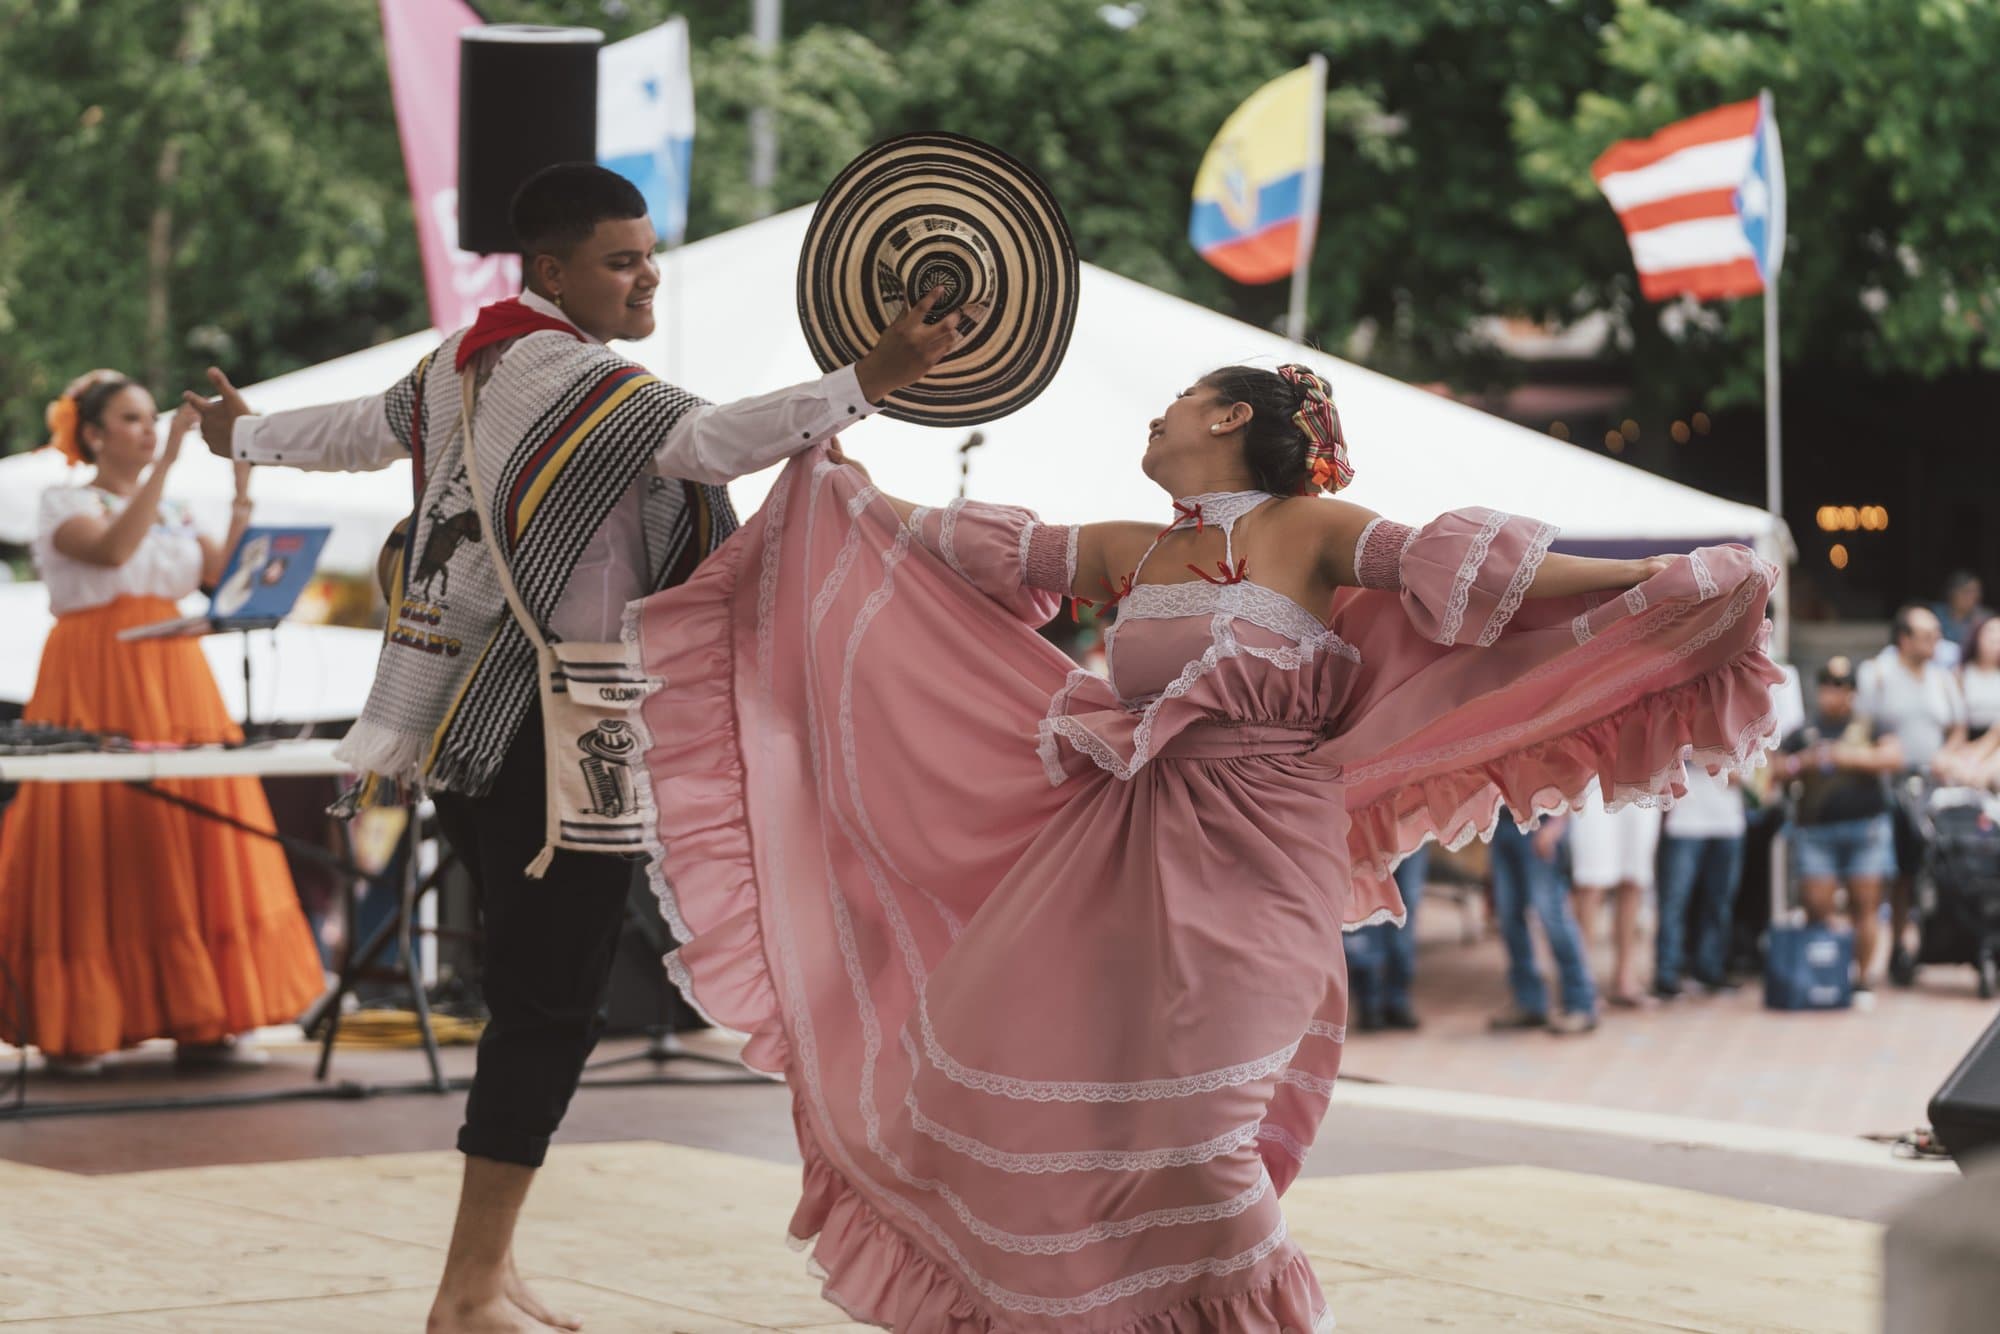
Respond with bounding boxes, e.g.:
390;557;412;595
1629;554;1675;584
160;402;198;467
828;439;870;481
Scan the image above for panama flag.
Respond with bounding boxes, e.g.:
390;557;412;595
1189;62;1326;284
598;18;696;247
1591;92;1786;302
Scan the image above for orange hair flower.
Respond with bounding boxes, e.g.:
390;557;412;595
44;396;84;465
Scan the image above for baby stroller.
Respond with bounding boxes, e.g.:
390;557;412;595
1892;783;2000;997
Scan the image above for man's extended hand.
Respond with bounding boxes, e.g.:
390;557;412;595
182;367;254;459
853;288;986;405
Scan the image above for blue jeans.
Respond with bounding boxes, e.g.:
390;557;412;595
1655;834;1745;989
1790;814;1898;881
1346;847;1428;1015
1489;816;1597;1017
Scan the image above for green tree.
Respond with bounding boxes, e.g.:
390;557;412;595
1515;0;2000;407
0;0;426;454
7;0;1995;469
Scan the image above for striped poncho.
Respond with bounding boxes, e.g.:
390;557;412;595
336;327;735;802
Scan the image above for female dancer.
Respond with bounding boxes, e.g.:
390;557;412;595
0;372;322;1073
633;363;1780;1331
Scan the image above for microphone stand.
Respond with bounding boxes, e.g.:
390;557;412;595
956;430;986;499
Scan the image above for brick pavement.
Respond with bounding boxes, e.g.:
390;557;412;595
1343;901;1999;1139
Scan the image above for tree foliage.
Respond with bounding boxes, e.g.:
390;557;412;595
3;0;1995;463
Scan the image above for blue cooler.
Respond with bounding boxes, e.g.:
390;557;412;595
1764;925;1854;1010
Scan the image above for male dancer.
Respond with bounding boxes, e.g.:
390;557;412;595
188;164;967;1334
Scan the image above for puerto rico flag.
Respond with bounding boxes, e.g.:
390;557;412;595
1591;92;1785;302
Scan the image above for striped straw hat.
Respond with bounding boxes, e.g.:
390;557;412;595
798;132;1079;426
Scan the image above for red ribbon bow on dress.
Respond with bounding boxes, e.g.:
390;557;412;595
1187;559;1250;586
1072;571;1137;623
455;298;583;371
1159;500;1204;541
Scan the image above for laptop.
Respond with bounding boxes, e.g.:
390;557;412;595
119;525;333;641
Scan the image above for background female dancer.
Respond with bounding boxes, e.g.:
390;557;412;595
0;371;321;1075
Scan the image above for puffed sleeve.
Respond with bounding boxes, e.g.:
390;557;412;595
35;485;103;539
1352;508;1560;646
901;498;1072;625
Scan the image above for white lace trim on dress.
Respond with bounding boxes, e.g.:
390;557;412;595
907;1092;1264;1173
918;998;1304;1102
1434;509;1512;645
1476;520;1559;646
1118;579;1355;657
1168;489;1272;532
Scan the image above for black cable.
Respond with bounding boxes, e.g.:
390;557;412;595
120;780;368;879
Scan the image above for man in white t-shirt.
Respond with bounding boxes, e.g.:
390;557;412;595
1858;606;1969;775
1857;604;1969;984
1655;768;1748;997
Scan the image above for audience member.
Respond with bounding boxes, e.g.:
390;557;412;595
1656;768;1748;998
1858;605;1969;981
1346;847;1427;1032
1780;657;1905;990
1932;571;1992;668
1487;812;1598;1035
1569;783;1661;1008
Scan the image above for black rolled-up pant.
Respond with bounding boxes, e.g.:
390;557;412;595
433;718;631;1168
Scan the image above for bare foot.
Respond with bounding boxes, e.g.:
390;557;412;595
427;1291;547;1333
506;1264;581;1331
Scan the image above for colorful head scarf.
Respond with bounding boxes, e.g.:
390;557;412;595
1275;363;1352;496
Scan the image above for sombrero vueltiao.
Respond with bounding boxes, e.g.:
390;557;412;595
798;133;1079;427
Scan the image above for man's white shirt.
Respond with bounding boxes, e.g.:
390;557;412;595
233;289;876;641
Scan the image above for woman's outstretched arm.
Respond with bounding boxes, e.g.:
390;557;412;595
1312;498;1667;596
830;445;1152;602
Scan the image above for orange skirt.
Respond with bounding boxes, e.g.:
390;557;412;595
0;596;325;1058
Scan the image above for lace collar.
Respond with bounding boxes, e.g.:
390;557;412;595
1167;490;1271;533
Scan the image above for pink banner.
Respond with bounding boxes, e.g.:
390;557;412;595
380;0;520;331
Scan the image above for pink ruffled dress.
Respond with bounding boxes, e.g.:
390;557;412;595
631;453;1781;1332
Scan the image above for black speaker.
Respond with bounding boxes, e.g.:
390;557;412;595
602;866;705;1037
458;25;602;254
1931;1011;2000;1167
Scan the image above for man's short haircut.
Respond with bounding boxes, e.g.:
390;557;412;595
509;163;648;256
1893;602;1935;645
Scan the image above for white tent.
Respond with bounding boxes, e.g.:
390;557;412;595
1;207;1781;575
0;582;382;722
638;211;1782;552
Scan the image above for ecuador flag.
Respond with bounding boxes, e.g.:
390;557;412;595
1189;60;1326;285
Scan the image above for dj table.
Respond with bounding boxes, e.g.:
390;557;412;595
0;737;349;783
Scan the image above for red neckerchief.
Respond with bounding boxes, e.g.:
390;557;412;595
454;298;582;371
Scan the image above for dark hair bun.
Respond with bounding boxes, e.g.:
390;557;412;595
1202;365;1312;496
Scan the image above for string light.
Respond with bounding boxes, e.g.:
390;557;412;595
1691;411;1712;434
1816;506;1892;532
1549;421;1570;441
1829;544;1849;570
1619;418;1641;442
1670;420;1691;444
